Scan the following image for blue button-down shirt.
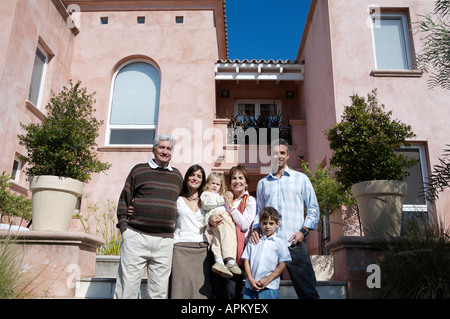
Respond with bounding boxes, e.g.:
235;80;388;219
254;166;320;246
241;234;292;290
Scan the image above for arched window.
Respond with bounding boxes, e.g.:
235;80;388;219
107;61;160;145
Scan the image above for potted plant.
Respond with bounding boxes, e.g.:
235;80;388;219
18;80;111;232
325;89;417;237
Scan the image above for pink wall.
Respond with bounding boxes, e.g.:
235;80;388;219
297;0;336;168
298;0;450;238
0;0;227;232
0;0;75;193
2;0;448;237
65;4;225;212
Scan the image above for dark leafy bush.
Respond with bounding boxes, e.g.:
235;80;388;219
18;80;111;183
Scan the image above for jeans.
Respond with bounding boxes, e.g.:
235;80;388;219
286;241;320;299
243;287;279;299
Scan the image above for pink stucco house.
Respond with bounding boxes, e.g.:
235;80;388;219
0;0;449;297
298;0;450;249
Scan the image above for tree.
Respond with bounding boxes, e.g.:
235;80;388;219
325;89;417;190
301;161;355;217
417;1;450;199
0;172;32;222
416;0;450;90
426;145;450;201
18;80;111;183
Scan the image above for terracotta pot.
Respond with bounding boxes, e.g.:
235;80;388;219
352;180;407;237
30;175;84;231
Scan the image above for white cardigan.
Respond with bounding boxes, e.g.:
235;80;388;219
173;196;208;243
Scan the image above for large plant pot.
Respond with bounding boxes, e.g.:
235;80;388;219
29;175;84;231
351;180;407;237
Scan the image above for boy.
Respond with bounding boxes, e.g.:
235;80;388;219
241;207;291;299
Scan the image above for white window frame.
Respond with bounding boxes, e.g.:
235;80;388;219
370;12;414;70
401;145;430;216
233;100;281;122
11;156;23;183
105;60;160;147
28;44;48;108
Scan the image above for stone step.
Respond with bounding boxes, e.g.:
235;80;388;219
74;254;346;299
75;277;347;299
92;254;336;280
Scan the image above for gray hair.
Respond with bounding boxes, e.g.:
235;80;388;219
271;138;290;155
154;133;176;149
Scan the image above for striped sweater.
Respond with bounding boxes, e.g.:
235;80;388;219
117;163;183;237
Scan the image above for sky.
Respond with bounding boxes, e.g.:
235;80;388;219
225;0;312;61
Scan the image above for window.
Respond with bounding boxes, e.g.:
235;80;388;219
234;100;280;123
400;145;430;224
100;17;109;24
137;16;145;24
371;13;414;70
11;156;23;183
28;45;48;107
107;61;161;145
229;100;285;145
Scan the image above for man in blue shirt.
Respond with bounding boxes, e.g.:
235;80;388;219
249;138;321;299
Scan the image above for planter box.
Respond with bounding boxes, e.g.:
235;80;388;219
94;255;120;277
0;230;104;298
326;236;387;299
30;176;84;232
352;180;407;237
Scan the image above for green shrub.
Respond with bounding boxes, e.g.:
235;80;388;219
301;161;356;217
325;89;417;190
0;171;32;222
18;80;111;183
0;237;25;298
377;217;450;298
76;198;121;255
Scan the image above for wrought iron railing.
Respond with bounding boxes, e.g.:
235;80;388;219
227;125;292;145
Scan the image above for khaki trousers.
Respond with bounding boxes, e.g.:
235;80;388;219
113;228;174;299
211;211;237;261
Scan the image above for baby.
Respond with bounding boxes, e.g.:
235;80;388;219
201;172;242;278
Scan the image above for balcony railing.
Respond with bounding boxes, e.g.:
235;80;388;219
226;112;292;145
212;117;306;172
227;126;292;145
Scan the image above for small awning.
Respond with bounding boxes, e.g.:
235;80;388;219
215;59;304;83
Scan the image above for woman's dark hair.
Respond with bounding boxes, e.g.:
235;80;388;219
181;164;206;196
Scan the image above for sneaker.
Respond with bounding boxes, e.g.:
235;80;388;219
226;261;243;275
212;262;233;279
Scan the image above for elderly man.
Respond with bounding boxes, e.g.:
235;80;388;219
114;133;183;299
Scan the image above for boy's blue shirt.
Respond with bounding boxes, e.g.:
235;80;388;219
241;234;292;290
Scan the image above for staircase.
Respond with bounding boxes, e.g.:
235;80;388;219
75;255;347;299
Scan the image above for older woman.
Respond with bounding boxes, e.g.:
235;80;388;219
170;164;211;299
209;165;256;299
